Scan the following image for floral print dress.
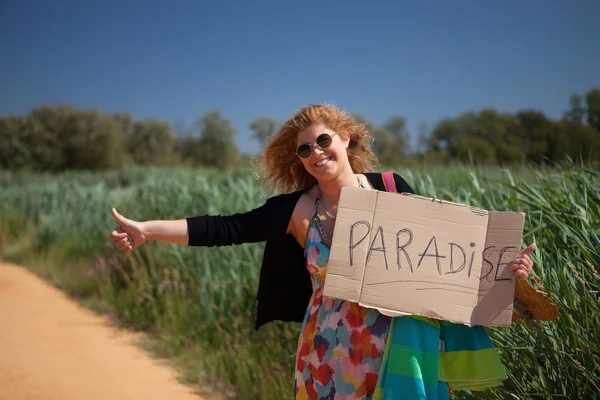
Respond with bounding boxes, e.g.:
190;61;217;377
294;188;392;400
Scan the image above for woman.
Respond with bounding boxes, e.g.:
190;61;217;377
110;104;535;399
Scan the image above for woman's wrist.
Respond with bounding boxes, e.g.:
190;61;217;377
140;221;154;241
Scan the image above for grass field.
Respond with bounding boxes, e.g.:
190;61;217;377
0;163;598;399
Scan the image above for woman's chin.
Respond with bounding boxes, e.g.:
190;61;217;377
309;164;339;180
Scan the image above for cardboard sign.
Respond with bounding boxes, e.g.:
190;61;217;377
323;187;525;327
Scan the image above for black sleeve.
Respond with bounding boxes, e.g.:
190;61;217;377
393;173;415;194
185;201;271;247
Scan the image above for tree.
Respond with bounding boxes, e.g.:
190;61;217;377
26;105;69;171
351;114;374;132
2;87;599;171
429;118;460;152
126;120;178;166
564;94;585;123
514;110;552;163
0;115;29;170
112;112;134;136
195;111;240;170
475;109;523;164
585;88;600;133
450;136;497;164
56;108;124;169
416;122;431;154
372;116;411;165
556;120;599;163
250;116;279;147
427;109;525;165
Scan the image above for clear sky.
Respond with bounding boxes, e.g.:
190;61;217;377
1;0;598;155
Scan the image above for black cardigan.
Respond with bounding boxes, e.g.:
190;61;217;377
186;172;414;330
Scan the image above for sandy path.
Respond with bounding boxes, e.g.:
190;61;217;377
0;261;206;400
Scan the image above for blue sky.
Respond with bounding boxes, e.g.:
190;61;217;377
1;0;598;155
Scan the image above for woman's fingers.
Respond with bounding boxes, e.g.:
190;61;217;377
112;208;129;226
510;263;527;272
114;234;132;246
111;229;127;241
114;234;134;252
110;208;144;254
119;244;133;252
520;243;537;256
515;268;528;278
510;258;532;278
512;255;533;270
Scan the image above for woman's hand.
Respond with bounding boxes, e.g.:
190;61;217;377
510;242;536;279
110;208;147;253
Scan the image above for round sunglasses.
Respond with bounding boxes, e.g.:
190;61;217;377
296;132;339;159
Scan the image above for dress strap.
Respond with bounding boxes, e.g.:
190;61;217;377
356;174;366;188
311;191;331;248
313;191;322;214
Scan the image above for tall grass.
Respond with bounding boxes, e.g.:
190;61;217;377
0;163;598;399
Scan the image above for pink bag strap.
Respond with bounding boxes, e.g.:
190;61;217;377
382;171;397;193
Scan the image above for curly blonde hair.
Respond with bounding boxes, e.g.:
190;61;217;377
259;104;378;195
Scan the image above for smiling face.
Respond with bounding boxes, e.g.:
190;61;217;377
296;123;351;181
260;104;378;194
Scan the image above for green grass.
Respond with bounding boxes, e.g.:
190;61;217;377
1;162;598;400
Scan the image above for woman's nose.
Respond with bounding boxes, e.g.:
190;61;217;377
311;146;325;158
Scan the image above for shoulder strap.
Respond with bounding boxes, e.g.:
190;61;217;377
382;171;398;193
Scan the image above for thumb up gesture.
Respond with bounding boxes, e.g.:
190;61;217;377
110;208;147;253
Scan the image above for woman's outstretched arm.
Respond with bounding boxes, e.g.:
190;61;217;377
110;208;190;252
110;202;271;253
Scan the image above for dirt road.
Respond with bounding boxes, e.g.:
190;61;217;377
0;261;206;400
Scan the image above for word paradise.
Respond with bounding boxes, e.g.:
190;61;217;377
349;221;516;282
